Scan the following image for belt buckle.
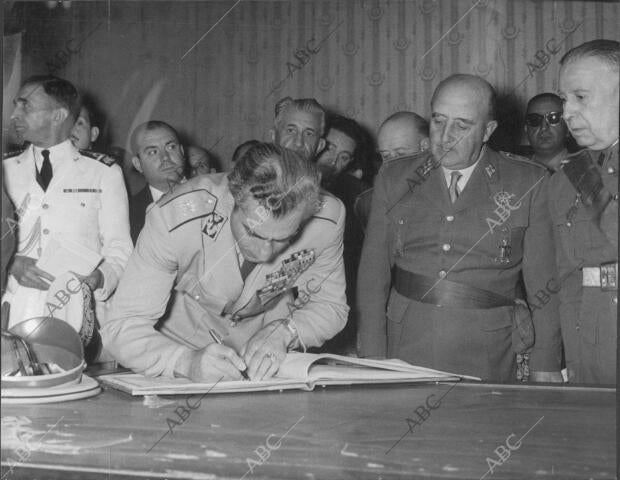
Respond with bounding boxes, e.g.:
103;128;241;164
600;262;617;291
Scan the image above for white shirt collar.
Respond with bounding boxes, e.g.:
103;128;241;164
32;139;73;170
149;185;165;202
441;151;483;191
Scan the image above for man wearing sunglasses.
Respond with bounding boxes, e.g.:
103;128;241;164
548;39;618;384
102;143;347;382
525;93;569;173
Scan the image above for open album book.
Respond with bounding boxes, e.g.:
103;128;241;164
99;353;478;396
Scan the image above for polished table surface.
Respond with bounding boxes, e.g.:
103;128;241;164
1;379;616;480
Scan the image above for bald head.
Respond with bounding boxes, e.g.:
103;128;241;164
377;111;430;162
187;145;214;177
429;74;498;170
431;74;496;122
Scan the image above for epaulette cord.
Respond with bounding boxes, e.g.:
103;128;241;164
3;147;26;159
500;151;547;169
79;149;115;166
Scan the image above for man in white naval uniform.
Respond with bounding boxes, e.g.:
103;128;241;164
3;75;132;330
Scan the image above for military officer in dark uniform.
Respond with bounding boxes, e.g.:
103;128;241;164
550;40;618;384
357;74;562;382
102;143;347;381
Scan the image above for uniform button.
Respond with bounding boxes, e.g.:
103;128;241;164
42;228;50;235
194;295;200;300
575;325;580;331
442;243;451;252
398;219;404;225
613;297;618;305
446;215;454;222
42;203;49;210
438;270;447;278
608;167;615;175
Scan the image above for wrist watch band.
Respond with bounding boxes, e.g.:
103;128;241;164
282;318;300;349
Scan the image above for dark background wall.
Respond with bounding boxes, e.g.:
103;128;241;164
3;0;619;169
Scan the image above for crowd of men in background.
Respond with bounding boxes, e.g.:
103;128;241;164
1;39;617;385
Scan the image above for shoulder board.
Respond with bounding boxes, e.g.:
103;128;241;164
311;191;342;225
499;151;546;169
157;187;218;232
79;149;115;166
3;147;26;160
562;149;590;164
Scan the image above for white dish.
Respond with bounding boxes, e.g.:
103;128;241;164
1;374;100;403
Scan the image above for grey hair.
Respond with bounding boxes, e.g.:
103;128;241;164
228;142;321;220
274;97;326;136
560;39;619;71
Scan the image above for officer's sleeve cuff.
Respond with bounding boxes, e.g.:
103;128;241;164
164;345;192;378
93;263;115;301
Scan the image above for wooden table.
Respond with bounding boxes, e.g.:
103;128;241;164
1;380;615;479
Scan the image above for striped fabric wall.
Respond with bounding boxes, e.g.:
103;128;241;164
11;0;620;169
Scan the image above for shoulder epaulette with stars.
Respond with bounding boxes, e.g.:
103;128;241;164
157;186;219;232
79;149;116;166
311;190;342;226
3;147;26;160
499;151;547;170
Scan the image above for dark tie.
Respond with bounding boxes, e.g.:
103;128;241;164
449;171;462;203
240;259;257;282
597;151;605;168
37;149;53;192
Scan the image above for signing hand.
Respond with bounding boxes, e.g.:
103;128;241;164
10;255;54;290
241;320;290;381
177;343;247;382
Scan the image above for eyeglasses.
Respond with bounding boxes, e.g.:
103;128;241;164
525;111;563;128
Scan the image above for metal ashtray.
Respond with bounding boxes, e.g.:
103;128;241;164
1;317;85;389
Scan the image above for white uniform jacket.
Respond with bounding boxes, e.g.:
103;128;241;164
2;140;133;325
102;174;348;377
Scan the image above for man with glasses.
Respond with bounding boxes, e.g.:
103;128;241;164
102;143;347;382
524;93;570;173
548;40;618;384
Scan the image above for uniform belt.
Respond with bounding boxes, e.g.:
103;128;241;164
393;267;515;309
582;262;617;290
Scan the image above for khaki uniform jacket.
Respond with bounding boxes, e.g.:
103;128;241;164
547;143;618;384
357;147;561;381
102;174;348;377
2;140;132;326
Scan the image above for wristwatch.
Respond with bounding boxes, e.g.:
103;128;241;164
282;318;300;350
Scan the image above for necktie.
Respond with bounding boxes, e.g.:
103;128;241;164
448;171;462;203
240;259;257;282
597;151;605;168
37;149;53;192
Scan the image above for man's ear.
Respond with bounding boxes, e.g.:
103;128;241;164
420;137;430;152
52;107;69;126
131;156;143;174
317;138;326;155
483;120;498;143
270;128;276;143
179;144;185;158
90;126;100;144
